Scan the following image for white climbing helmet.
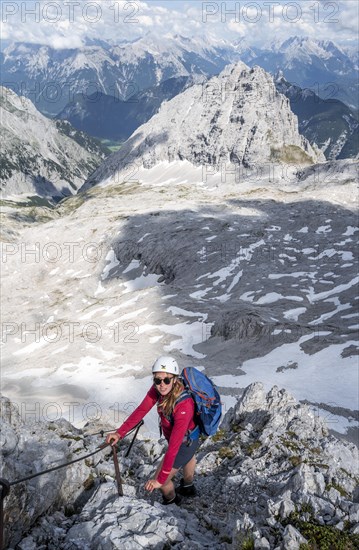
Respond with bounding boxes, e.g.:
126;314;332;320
152;356;179;375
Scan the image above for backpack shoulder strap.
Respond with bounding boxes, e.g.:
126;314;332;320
169;389;192;424
174;389;191;407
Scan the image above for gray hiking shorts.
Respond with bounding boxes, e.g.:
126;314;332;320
173;438;201;469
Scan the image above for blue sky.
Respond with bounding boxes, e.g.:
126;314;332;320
1;0;358;49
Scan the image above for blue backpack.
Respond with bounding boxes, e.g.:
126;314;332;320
174;367;222;440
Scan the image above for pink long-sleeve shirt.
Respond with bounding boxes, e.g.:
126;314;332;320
117;385;196;484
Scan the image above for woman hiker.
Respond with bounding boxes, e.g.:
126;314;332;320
106;356;200;505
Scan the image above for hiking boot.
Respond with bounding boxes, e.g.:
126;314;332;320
162;493;182;506
176;478;197;497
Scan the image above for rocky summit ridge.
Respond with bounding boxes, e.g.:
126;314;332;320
1;382;358;549
82;63;325;190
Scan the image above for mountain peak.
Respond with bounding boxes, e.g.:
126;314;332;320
82;62;324;190
274;36;342;60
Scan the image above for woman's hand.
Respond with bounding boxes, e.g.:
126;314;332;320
106;432;121;446
145;479;162;492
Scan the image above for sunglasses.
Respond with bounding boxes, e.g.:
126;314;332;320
153;376;174;385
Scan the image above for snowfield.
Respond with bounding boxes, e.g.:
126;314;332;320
1;161;358;442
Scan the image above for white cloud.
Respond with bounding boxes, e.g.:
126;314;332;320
138;15;154;27
1;0;357;49
50;35;84;49
223;0;359;47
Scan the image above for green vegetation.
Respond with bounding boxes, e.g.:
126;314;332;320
212;428;227;442
0;197;56;210
239;536;255;549
60;434;82;441
301;502;314;515
246;441;261;456
218;446;235;460
289;456;302;468
231;423;244;434
311;447;321;455
325;482;348;498
57;181;141;215
99;138;123;153
339;467;355;478
283;506;359;550
98;182;141;199
270;145;314;164
82;473;95;490
57;192;87;214
19;196;57;208
344;521;357;532
297;523;359;549
280;436;300;453
18;206;55;223
0;196;58;224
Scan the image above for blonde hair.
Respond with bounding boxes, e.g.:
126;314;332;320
159;377;184;417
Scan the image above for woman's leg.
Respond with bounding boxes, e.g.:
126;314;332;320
160;467;179;500
182;455;196;485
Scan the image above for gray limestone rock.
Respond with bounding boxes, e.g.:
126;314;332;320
282;525;308;549
254;537;271;549
279;498;296;519
290;465;326;496
3;382;359;549
0;395;95;548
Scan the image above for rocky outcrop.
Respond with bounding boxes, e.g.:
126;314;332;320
2;384;358;549
0;395;94;548
199;383;359;548
82;63;325;190
0;87;108;198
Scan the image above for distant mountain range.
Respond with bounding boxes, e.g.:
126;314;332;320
0;34;236;116
0;87;109;198
1;34;357;198
242;36;358;110
1;34;357;118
